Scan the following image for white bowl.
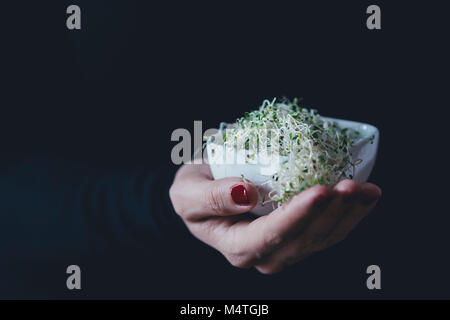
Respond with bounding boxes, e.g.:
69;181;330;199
207;117;379;216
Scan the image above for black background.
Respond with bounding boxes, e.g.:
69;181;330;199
1;1;449;298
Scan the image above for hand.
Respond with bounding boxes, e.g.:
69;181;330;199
169;163;381;274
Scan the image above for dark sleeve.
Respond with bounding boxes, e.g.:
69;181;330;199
0;156;190;263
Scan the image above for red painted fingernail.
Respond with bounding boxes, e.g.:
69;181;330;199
231;185;250;205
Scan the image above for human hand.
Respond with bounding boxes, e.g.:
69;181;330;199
169;163;381;274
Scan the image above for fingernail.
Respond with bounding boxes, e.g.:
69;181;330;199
231;185;250;205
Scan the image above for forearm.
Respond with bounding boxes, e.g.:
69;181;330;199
0;156;188;262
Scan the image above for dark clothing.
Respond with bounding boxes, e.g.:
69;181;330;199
0;157;192;298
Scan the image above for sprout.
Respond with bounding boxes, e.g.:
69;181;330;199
207;98;360;205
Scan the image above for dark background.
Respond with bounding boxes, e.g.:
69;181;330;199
1;0;449;298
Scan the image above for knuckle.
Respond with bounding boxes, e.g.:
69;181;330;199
224;246;255;268
222;240;255;268
226;254;253;269
221;243;258;269
252;232;283;260
263;232;283;250
205;185;226;215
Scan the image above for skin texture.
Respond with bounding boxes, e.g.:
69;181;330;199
169;163;381;274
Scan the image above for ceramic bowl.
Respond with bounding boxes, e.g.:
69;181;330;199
207;117;379;216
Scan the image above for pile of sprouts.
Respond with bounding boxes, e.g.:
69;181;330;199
207;98;361;205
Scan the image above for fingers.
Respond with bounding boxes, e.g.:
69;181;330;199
253;180;357;273
259;185;336;241
226;185;335;268
360;183;382;205
170;164;258;220
252;181;381;274
253;186;340;274
321;182;381;249
300;181;352;242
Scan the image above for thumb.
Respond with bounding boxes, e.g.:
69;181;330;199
195;177;259;219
